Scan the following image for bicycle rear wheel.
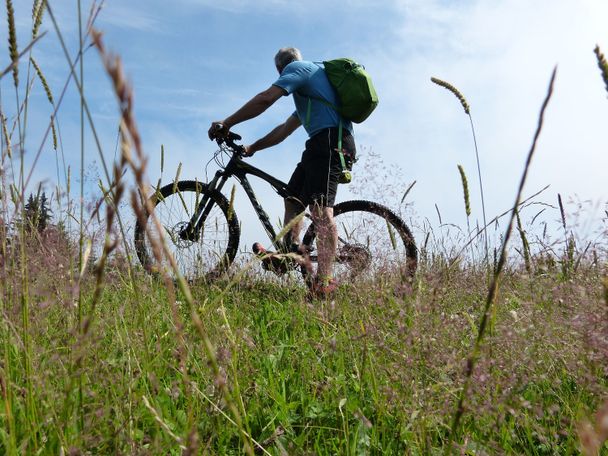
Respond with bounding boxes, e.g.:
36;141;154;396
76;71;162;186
301;200;417;282
134;180;240;281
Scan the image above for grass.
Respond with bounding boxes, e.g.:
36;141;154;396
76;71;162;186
1;259;607;454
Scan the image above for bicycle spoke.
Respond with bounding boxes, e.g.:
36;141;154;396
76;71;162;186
135;181;239;281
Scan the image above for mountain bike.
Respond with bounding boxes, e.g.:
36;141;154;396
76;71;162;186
134;131;417;282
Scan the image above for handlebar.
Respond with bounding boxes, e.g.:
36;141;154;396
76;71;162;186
211;125;245;156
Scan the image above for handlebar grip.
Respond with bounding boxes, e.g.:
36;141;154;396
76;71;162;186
212;124;241;141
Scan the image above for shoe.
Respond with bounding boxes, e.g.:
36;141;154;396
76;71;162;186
307;276;339;300
252;242;291;275
287;242;314;277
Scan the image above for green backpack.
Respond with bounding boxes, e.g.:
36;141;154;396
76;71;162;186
304;58;379;125
303;58;379;184
323;58;378;123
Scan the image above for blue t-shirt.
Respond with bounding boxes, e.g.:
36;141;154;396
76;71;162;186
273;60;354;137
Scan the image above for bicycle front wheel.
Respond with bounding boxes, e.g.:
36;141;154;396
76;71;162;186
134;180;240;281
301;200;417;282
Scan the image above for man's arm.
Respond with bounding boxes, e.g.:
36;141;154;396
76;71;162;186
210;85;285;136
245;115;301;156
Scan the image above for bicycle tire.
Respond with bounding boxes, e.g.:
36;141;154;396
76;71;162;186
134;180;240;280
301;200;417;280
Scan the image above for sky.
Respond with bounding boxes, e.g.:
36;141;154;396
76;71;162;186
1;0;607;252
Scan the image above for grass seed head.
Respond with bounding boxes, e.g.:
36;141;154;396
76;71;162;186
457;164;471;217
160;144;165;173
1;113;11;158
30;57;55;106
32;0;45;39
431;77;470;114
6;0;19;87
515;208;531;272
50;115;57;150
558;193;567;231
594;45;608;96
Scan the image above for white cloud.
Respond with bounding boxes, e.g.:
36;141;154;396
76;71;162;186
97;4;159;31
355;0;608;233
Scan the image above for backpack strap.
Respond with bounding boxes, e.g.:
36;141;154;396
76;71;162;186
304;97;349;181
304;96;337;127
305;97;313;128
337;119;346;169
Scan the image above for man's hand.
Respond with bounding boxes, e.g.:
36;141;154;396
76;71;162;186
208;121;229;140
242;145;256;157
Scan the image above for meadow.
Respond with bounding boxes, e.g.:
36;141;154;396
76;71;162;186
2;2;608;455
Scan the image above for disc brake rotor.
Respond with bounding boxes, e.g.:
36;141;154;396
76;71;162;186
168;221;196;249
337;242;372;272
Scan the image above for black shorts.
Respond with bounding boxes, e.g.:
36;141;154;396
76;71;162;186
287;127;356;209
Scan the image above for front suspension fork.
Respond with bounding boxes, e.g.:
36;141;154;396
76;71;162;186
178;172;228;241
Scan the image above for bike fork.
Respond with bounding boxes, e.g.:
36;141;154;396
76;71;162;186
179;172;228;241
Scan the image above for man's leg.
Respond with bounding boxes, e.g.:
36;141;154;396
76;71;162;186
252;199;304;274
283;198;304;248
310;203;337;280
281;198;315;277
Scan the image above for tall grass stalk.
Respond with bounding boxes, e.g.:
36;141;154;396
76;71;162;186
76;0;86;429
457;164;474;262
400;180;416;204
6;0;27;200
558;193;567;234
6;0;18;87
77;0;85;311
557;193;575;276
2;86;16;454
431;77;489;262
515;208;531;273
5;0;21;194
445;67;557;453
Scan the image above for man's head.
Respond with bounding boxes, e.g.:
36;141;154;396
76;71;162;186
274;47;302;73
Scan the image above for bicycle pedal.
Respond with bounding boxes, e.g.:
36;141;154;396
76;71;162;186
252;243;290;274
261;256;291;275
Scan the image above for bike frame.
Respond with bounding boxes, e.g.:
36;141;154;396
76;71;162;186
186;147;303;252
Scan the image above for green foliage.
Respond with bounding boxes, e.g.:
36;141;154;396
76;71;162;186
23;191;52;232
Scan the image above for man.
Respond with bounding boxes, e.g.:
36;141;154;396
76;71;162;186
208;47;356;297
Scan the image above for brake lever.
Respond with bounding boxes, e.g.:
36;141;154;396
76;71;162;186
226;138;245;156
214;133;245;158
234;144;245;157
